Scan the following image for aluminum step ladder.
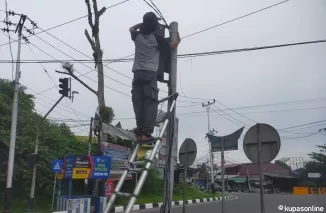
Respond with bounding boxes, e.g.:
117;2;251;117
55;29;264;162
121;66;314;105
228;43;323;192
103;93;179;213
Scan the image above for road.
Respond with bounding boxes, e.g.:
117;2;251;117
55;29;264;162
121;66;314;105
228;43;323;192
134;193;326;213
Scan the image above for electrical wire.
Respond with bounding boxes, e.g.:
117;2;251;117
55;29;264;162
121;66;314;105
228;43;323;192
178;39;326;58
1;91;86;130
2;39;325;64
98;105;326;121
28;41;132;97
31;33;131;88
182;0;290;39
278;120;326;131
27;43;89;133
281;132;320;139
0;0;131;47
24;26;211;103
99;0;291;67
214;100;257;124
36;26;132;80
28;88;91;119
211;105;247;127
1;31;208;103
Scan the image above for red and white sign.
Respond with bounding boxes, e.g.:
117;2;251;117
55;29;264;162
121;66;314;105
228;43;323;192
105;179;115;196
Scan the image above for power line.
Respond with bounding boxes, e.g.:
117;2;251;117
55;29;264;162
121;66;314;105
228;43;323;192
281;132;321;139
182;0;290;39
0;0;131;47
36;25;132;80
214;100;257;124
109;105;326;123
278;120;326;131
27;87;91;119
28;41;132;97
101;0;291;66
177;97;326;108
177;39;326;58
31;33;131;88
6;33;210;103
27;43;89;133
211;105;248;127
2;38;325;64
31;25;208;102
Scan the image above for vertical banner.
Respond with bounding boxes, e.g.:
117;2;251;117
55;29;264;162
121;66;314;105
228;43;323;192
105;179;115;196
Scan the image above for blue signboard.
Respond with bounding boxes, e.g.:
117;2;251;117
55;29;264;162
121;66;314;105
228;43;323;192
63;155;74;179
89;156;111;179
52;160;63;173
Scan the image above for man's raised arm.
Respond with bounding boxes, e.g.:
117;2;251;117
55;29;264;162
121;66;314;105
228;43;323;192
129;23;143;32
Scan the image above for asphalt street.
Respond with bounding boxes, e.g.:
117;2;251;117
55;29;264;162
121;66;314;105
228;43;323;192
134;193;326;213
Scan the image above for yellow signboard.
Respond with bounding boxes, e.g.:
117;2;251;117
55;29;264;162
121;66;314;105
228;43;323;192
57;172;64;180
72;168;90;179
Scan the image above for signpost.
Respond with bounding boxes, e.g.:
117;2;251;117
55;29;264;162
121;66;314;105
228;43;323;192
51;160;63;210
243;123;281;213
207;127;244;213
178;138;197;213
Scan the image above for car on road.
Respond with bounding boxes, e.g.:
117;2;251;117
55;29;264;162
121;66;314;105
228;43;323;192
213;183;232;192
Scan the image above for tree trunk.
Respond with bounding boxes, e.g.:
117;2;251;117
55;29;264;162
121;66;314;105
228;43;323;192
95;34;105;109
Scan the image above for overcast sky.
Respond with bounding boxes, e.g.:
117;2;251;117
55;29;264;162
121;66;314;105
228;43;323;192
1;0;325;167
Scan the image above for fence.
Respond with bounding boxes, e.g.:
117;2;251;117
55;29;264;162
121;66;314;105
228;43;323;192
293;187;326;195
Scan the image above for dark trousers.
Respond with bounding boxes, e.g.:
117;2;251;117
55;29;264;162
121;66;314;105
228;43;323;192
132;70;159;136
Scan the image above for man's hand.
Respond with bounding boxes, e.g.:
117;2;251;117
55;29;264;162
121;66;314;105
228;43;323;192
129;23;143;32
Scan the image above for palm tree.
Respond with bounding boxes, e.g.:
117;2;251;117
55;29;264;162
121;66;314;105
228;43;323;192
197;163;209;178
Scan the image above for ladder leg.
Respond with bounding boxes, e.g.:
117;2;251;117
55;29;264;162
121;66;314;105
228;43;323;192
125;100;176;213
104;143;140;213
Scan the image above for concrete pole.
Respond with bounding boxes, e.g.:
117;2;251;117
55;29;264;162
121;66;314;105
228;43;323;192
202;100;215;190
221;137;225;213
162;21;178;213
3;15;25;213
257;123;265;213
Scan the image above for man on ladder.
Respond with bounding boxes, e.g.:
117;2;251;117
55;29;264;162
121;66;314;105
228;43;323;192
129;12;181;143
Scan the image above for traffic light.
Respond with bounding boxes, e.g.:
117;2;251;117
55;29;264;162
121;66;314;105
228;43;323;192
59;78;69;97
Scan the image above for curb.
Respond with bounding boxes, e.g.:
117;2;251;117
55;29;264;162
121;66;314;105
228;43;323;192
112;195;235;212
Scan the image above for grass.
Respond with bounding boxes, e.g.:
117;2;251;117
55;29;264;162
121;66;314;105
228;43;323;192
4;186;220;212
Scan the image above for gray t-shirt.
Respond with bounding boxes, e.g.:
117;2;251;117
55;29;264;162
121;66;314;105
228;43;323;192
131;30;170;72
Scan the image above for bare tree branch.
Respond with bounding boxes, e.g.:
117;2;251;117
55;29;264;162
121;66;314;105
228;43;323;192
92;0;99;36
98;7;106;17
85;0;94;29
55;69;97;95
85;29;96;51
84;0;106;108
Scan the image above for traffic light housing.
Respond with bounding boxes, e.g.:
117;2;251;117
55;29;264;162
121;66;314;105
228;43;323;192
59;78;69;97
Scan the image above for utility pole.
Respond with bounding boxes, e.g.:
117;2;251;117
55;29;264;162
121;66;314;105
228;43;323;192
3;14;26;213
162;21;178;213
202;99;216;190
221;137;225;213
85;117;94;195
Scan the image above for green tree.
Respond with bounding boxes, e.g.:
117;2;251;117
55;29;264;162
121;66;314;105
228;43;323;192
299;161;325;179
309;144;326;166
0;78;91;197
274;160;291;171
196;163;209;178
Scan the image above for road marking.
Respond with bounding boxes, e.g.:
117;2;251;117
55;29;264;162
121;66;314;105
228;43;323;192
133;196;239;213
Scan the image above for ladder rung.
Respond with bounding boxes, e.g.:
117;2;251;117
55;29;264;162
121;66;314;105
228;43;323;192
127;168;143;172
158;92;179;103
116;192;133;197
131;161;146;165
